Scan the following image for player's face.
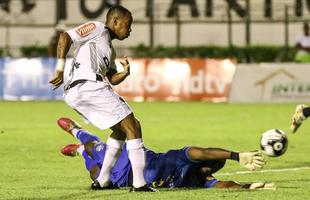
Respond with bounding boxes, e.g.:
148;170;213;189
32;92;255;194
114;14;132;40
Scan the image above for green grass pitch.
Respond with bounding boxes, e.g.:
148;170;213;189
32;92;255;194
1;101;310;200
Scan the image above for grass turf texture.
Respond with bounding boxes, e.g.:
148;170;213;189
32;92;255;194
1;101;310;200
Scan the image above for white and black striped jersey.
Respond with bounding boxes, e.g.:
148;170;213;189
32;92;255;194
66;21;117;84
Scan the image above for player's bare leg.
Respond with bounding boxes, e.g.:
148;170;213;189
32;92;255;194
93;113;155;192
114;113;156;192
291;104;310;133
93;129;125;189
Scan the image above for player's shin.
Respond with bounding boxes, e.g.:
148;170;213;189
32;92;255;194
96;137;124;187
126;138;147;188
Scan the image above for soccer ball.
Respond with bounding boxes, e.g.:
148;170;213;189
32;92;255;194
260;129;288;157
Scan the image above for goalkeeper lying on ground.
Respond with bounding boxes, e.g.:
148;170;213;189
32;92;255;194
57;117;275;191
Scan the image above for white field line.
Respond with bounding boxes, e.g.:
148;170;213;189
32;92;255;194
217;166;310;176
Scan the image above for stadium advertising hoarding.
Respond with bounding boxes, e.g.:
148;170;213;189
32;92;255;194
0;58;235;101
0;58;63;100
229;63;310;103
113;58;236;101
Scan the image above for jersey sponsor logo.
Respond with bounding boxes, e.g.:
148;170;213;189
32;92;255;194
76;22;96;37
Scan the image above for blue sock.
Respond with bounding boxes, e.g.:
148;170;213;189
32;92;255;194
76;129;100;144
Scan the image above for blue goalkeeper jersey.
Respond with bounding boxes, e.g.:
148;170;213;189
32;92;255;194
88;142;218;188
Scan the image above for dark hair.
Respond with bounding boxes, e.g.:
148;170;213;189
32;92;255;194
106;5;131;20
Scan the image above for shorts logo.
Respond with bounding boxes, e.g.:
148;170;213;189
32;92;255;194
76;22;96;37
96;144;104;152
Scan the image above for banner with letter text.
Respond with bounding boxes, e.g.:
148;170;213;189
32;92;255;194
229;63;310;103
0;58;236;101
0;58;61;100
113;58;236;101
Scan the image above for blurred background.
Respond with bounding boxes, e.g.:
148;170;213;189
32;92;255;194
0;0;309;102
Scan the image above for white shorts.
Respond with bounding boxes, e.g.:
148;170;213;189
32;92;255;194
64;80;132;130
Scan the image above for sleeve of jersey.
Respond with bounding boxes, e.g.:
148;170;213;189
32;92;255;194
66;21;103;45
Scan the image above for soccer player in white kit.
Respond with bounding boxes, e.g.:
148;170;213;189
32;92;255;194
49;5;155;192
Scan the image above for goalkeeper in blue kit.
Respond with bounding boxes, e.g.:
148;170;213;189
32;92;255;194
57;118;275;191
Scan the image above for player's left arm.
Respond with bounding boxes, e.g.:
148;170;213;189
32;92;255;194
214;181;275;190
106;58;130;85
214;181;244;189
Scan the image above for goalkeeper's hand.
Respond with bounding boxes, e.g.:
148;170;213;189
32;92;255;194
239;151;266;171
249;182;276;190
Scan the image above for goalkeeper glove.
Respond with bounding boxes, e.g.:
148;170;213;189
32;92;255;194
249;182;276;190
239;151;266;171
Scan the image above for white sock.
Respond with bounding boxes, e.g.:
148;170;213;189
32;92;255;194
71;129;79;138
76;145;84;155
127;138;147;188
96;137;124;187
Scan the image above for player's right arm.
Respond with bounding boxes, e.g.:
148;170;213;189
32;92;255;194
187;147;265;171
49;32;73;90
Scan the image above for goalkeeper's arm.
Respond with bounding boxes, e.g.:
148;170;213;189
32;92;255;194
235;151;266;171
187;147;266;171
214;181;275;190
